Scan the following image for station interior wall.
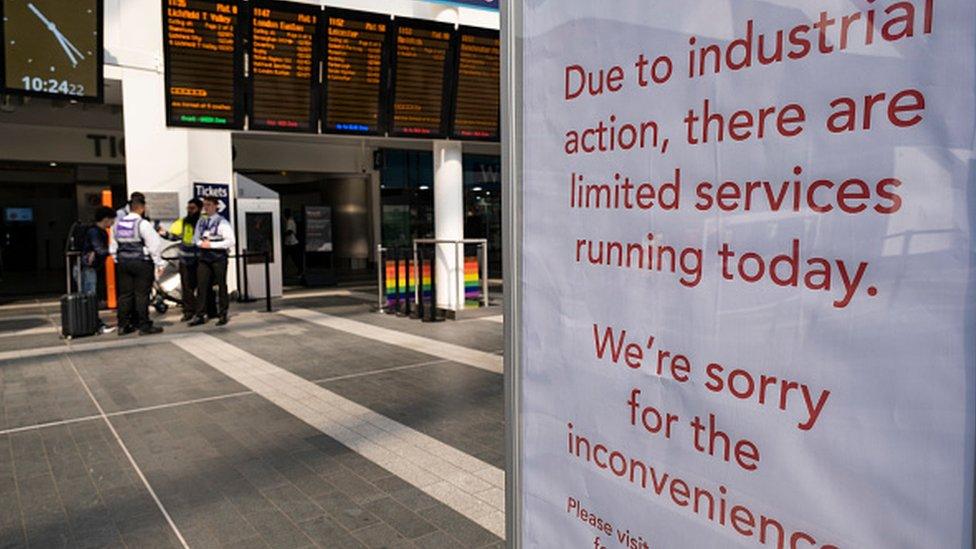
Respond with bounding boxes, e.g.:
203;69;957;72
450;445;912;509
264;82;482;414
0;0;500;296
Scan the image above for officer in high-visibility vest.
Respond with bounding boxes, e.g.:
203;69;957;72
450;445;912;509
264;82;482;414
189;196;235;326
110;195;166;336
163;198;202;321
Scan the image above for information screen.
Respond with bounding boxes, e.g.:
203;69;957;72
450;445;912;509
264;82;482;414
323;8;390;135
304;206;333;253
389;17;454;137
245;212;274;264
163;0;243;129
0;0;103;101
248;0;318;132
451;27;499;141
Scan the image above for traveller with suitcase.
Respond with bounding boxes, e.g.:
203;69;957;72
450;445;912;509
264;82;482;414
62;208;118;339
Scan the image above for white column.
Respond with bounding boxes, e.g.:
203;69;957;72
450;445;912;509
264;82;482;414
118;0;236;292
433;140;465;311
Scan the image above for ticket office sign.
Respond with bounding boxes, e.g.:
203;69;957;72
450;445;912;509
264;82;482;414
517;1;976;548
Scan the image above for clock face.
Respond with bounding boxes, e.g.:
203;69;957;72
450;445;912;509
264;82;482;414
2;0;101;100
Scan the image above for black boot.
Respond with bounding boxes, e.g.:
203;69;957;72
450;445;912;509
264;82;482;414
188;315;207;327
215;315;229;326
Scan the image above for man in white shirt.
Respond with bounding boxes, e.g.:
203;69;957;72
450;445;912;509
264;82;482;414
282;208;302;277
110;195;166;335
189;197;236;326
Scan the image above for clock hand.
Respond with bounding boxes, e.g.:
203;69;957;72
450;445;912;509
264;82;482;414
55;33;79;67
28;2;85;67
27;2;85;67
54;29;85;61
27;3;53;28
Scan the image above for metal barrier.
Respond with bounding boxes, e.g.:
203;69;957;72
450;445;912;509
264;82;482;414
377;240;489;320
376;245;417;317
236;250;273;313
412;238;489;311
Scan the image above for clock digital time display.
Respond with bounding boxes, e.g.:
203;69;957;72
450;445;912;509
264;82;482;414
0;0;103;101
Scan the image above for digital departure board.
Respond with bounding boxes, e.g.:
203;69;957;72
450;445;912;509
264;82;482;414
389;17;454;138
248;0;318;132
323;8;390;135
0;0;103;102
163;0;244;129
451;27;499;141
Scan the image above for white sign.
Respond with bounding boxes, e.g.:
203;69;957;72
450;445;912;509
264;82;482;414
143;192;181;222
518;1;975;548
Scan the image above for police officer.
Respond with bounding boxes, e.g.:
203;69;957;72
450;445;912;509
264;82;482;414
116;191;145;221
111;195;165;335
189;196;235;326
164;198;203;321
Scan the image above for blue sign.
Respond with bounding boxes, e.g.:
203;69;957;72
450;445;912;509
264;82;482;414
429;0;499;11
193;182;232;225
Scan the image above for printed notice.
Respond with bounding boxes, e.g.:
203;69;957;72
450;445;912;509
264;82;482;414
519;1;976;548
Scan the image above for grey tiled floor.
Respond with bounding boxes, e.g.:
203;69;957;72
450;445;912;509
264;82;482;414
0;295;505;548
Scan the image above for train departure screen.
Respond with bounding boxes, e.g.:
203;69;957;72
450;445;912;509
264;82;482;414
451;28;499;141
249;1;318;132
390;18;453;137
323;9;389;134
163;0;243;128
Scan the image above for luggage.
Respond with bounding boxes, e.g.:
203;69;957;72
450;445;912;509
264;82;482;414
60;293;100;339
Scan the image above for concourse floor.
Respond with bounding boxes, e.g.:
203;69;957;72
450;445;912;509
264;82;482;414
0;290;505;548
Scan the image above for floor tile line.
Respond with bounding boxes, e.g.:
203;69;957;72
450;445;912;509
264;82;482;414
280;288;376;302
0;325;58;338
62;353;190;549
174;333;506;539
308;358;449;384
0;299;60;311
0;358;450;437
0;312;276;363
280;308;504;374
0;413;104;437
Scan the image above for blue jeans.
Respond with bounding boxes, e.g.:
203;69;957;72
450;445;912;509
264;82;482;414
73;264;97;295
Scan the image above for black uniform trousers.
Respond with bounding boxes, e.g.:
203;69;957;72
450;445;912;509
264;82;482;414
117;260;154;330
196;258;229;319
179;260;198;314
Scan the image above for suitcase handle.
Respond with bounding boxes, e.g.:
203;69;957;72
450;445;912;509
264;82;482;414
65;251;82;295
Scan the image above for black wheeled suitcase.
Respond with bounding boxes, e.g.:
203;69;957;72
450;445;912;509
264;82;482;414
60;293;99;339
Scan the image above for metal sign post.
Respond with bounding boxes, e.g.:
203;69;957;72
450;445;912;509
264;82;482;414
501;0;522;545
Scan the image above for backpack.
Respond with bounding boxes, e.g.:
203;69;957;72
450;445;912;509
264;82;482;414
67;221;92;253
